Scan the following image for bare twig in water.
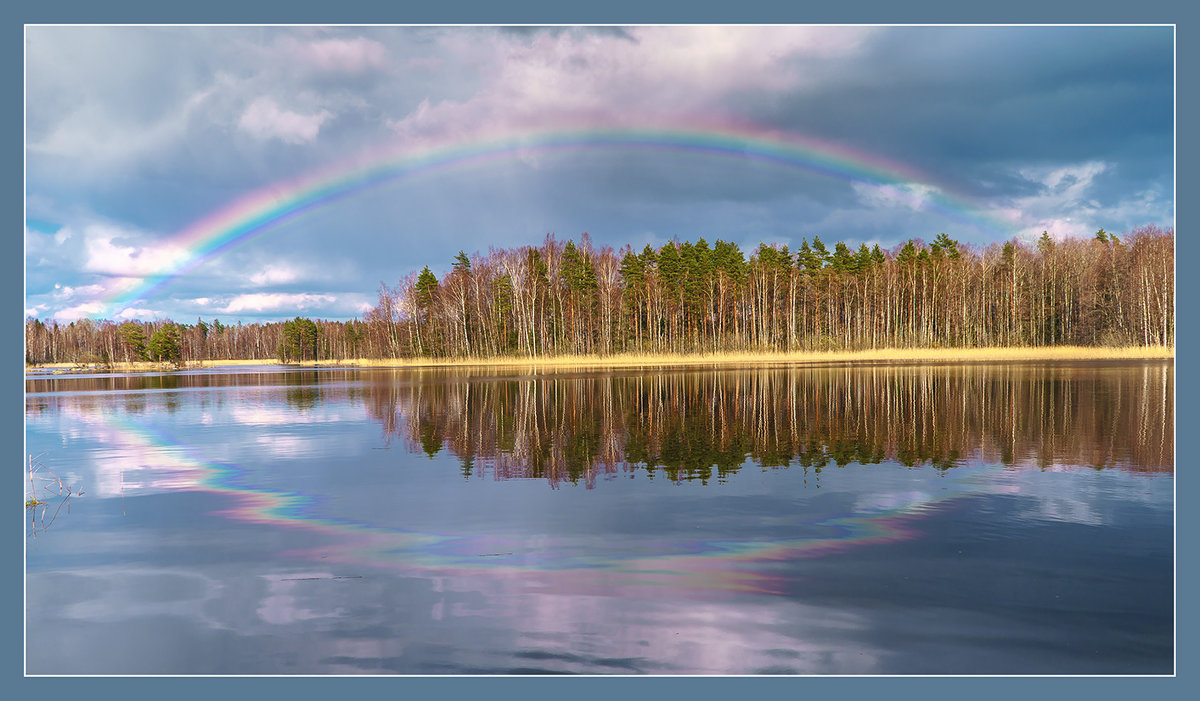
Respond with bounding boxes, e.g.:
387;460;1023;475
26;453;83;537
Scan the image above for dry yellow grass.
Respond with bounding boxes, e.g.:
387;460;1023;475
29;358;285;371
27;346;1172;374
29;361;177;372
324;345;1174;369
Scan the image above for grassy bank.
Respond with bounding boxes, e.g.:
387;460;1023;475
311;345;1175;369
27;345;1173;374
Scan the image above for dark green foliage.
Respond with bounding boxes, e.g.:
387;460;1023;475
453;251;472;274
493;274;516;351
117;322;147;361
811;236;830;267
278;317;319;362
639;244;658;268
796;238;822;277
1038;230;1055;254
619;249;645;287
147;323;182;364
831;241;856;273
1000;240;1016;268
681;238;712;320
871;244;886;266
712;239;746;284
856;244;875;272
562;240;598;302
931;233;961;260
416;266;439;310
657;241;682;288
344;319;363;357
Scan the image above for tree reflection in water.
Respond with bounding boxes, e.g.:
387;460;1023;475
361;362;1173;487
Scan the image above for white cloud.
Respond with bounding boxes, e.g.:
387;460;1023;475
114;307;161;321
30;275;137;322
387;26;877;141
221;292;335;313
1035;165;1102;190
285;36;388;74
853;182;941;212
51;302;105;322
79;224;189;277
1018;161;1108;201
238;97;332;144
249;264;300;286
996;160;1171;240
108;276;146;295
52;283;93;300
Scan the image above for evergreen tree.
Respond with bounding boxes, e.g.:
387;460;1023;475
147;323;182;365
931;233;961;260
278;317;319;362
856;243;874;272
831;241;855;273
811;236;831;268
117;322;147;362
416;266;439;310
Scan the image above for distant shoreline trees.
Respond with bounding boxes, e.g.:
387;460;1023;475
277;316;320;363
24;226;1174;365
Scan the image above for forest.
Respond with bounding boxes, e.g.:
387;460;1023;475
24;225;1174;366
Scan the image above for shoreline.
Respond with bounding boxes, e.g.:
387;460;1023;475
26;346;1174;374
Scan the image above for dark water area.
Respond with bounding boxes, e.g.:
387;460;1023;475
24;362;1174;674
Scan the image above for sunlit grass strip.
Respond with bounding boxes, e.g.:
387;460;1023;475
322;345;1175;369
27;361;182;371
26;345;1173;373
238;345;1177;369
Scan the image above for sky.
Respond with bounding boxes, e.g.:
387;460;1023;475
24;25;1175;324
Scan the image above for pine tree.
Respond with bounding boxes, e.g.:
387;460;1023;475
117;322;148;362
147;323;182;365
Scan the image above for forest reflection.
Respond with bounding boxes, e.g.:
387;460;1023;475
26;363;1173;487
363;363;1173;486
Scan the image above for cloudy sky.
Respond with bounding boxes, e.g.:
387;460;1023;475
24;25;1174;324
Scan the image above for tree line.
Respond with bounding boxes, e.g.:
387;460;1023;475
367;225;1173;358
25;225;1173;365
24;315;367;366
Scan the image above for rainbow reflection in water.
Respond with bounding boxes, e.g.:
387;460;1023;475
76;410;974;597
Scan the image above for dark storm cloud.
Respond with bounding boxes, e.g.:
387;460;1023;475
754;26;1172;198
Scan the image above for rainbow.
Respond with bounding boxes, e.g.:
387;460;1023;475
99;121;1016;319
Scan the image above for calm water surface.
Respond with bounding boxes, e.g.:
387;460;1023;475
25;362;1174;674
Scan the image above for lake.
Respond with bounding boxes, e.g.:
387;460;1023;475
24;361;1174;675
